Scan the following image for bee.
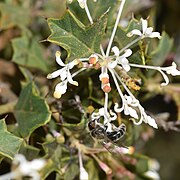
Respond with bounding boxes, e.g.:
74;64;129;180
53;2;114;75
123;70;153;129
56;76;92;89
105;123;126;142
88;118;126;144
88;118;106;140
88;118;128;154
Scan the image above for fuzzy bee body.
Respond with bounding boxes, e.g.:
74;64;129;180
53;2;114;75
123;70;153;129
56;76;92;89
88;118;126;143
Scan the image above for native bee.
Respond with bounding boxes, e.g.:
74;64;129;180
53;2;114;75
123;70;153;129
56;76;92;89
88;118;126;142
88;118;128;153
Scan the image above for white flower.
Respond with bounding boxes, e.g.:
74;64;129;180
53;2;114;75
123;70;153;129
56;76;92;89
144;171;160;180
127;18;161;39
143;113;158;129
164;62;180;76
8;154;45;180
111;46;132;71
124;104;139;119
91;108;117;123
47;51;79;98
114;95;139;119
53;81;68;99
80;166;89;180
78;150;89;180
77;0;87;9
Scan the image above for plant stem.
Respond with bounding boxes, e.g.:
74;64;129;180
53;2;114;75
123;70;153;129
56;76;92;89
106;0;126;57
85;3;93;24
119;37;141;54
109;68;124;111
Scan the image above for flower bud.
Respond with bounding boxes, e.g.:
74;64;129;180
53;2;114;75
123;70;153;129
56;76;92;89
102;83;111;93
89;54;98;65
101;77;109;84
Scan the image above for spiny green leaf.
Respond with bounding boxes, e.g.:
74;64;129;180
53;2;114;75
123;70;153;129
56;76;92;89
0;119;23;159
12;35;49;72
0;2;30;29
47;9;108;60
14;82;51;138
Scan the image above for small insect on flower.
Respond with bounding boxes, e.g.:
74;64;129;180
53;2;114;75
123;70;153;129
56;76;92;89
88;118;129;154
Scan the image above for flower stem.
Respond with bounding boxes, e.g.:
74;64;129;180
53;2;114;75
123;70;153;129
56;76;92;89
106;0;126;57
109;68;124;111
72;68;86;77
129;63;170;86
85;3;93;24
104;92;109;121
119;37;141;54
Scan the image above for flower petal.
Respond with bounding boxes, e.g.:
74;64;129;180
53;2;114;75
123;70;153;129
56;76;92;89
60;68;67;81
148;32;161;39
108;60;118;69
163;62;180;76
54;81;67;98
146;116;158;129
127;29;142;37
141;18;148;34
67;71;78;86
68;59;79;69
145;27;153;35
112;46;120;56
122;64;131;72
129;107;139;119
47;69;64;79
123;49;132;57
55;51;65;66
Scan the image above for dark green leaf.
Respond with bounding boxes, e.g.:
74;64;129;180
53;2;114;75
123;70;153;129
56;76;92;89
12;35;49;72
47;9;108;60
14;82;51;138
0;119;23;159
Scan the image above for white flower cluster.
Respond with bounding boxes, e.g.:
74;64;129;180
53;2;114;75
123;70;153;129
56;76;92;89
0;154;45;180
48;1;180;131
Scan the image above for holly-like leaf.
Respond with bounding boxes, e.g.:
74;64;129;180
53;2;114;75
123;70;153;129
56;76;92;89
12;35;49;72
47;9;108;60
0;2;30;30
14;82;51;138
0;119;23;159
